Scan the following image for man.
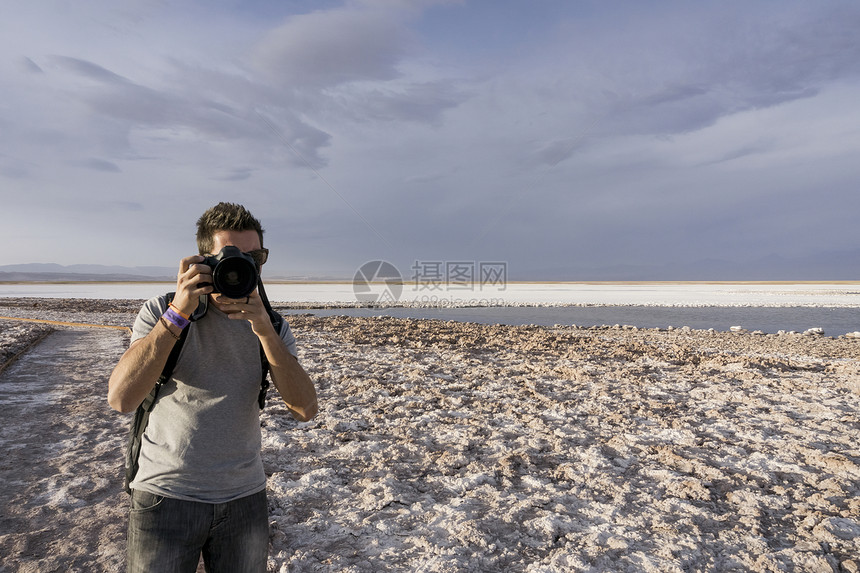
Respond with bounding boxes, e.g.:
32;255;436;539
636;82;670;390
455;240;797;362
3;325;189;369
108;202;318;572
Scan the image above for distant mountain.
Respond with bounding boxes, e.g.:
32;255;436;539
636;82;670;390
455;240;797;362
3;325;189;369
0;263;176;282
4;248;860;283
0;263;328;282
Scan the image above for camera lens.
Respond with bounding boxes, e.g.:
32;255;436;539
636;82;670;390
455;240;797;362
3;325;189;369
213;256;257;298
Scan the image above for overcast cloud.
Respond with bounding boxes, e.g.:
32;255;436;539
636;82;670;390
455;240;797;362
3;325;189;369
1;0;859;279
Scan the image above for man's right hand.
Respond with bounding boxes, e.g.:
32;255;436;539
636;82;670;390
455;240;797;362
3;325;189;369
172;255;214;316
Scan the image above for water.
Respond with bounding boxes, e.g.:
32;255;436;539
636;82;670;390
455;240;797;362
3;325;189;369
287;306;860;336
1;282;858;335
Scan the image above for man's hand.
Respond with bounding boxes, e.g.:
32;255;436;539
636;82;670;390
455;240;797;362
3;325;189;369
172;255;213;317
214;291;276;338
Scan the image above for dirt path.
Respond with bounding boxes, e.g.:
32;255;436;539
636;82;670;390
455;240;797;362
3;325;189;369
0;328;130;572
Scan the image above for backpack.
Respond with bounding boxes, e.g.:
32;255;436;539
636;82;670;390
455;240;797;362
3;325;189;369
123;289;284;494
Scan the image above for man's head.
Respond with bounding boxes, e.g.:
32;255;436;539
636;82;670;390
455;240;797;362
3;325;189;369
196;202;264;255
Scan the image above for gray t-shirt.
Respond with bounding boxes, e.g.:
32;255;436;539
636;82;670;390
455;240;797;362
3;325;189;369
129;295;297;503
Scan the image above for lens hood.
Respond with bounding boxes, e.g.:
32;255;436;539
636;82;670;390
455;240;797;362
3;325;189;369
202;246;258;299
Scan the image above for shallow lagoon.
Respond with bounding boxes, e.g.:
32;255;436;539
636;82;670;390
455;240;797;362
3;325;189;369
1;282;858;335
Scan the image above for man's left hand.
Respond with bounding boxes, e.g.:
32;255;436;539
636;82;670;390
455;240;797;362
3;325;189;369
214;291;276;338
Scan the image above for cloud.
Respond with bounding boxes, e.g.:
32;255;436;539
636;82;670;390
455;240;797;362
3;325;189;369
77;158;122;172
702;142;775;166
32;54;331;168
17;3;467;174
20;57;43;74
47;55;131;84
330;79;467;125
528;135;594;168
518;2;860;148
252;7;407;88
212;167;254;181
109;200;144;212
3;1;860;277
1;163;31;180
250;3;468;127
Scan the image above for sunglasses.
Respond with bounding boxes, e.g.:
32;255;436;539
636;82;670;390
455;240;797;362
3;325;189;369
246;248;269;267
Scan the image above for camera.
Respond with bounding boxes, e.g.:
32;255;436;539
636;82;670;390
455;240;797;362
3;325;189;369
201;246;259;299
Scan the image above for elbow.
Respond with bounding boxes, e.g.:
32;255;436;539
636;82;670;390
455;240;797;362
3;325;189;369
291;399;319;422
107;374;137;414
107;395;125;413
107;383;122;413
107;391;136;414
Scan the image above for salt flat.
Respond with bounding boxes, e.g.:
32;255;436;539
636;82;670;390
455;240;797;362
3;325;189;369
1;282;858;307
0;299;857;572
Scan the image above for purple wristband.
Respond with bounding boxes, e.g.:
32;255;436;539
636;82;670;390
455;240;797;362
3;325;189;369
163;307;190;329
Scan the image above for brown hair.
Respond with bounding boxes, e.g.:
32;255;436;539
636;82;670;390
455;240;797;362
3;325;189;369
196;202;264;254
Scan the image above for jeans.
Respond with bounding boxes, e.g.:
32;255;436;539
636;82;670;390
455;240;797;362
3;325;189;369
126;489;269;573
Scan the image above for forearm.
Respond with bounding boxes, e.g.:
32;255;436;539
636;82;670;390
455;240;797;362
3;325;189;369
107;319;181;413
260;333;318;421
109;255;210;414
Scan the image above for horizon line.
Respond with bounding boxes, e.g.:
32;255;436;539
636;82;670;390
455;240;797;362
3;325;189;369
2;279;859;286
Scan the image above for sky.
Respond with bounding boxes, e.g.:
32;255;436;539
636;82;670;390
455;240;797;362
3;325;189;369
2;0;859;280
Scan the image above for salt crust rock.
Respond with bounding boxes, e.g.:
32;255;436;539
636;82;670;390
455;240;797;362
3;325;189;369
0;322;54;366
1;298;858;573
260;313;859;572
812;517;860;542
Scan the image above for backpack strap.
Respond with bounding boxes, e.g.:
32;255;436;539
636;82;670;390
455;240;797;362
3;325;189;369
124;293;188;494
258;347;270;409
256;279;283;409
